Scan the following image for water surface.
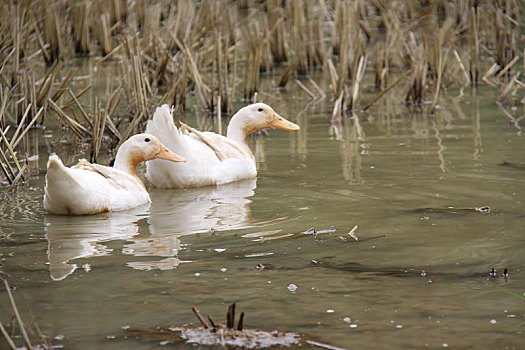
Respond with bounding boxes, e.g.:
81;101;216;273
1;79;524;349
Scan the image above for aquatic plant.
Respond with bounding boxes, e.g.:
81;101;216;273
0;0;523;186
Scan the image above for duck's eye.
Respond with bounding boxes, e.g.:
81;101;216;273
144;138;151;143
258;108;263;112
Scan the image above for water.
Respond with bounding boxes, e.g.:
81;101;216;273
1;75;525;349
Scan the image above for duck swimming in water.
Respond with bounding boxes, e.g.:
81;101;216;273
44;133;185;215
145;103;299;188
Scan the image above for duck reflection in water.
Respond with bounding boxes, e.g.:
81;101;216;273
45;204;149;281
44;179;256;280
146;178;256;236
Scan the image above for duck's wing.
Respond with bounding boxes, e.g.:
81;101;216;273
183;124;247;160
72;160;127;189
45;155;146;215
147;105;247;160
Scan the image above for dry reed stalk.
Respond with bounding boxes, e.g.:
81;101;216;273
405;32;427;105
497;101;522;131
496;55;520;79
267;1;287;64
65;88;92;127
0;138;17;184
143;3;161;43
242;22;263;100
216;95;222;135
10;107;44;150
494;1;519;79
373;44;388;88
43;4;62;65
0;320;17;350
97;13;113;56
332;91;344;122
295;79;316;99
469;6;479;83
334;1;349;98
482;63;500;87
90;100;107;162
350;55;367;111
0;127;25;183
498;72;520;104
168;31;211;109
73;1;91;55
307;77;326;99
363;70;411;111
47;98;90;139
450;50;470;86
430;19;452;114
326;58;338;97
3;278;32;348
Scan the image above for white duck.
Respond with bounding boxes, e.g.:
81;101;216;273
145;103;299;188
44;133;185;215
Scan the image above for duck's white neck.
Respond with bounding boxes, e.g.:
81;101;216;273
113;146;146;189
227;116;256;159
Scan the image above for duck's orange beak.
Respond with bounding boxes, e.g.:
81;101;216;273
157;144;185;162
269;113;300;131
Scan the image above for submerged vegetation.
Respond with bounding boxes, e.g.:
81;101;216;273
0;0;523;186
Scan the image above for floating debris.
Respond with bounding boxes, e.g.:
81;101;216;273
301;227;336;235
412;206;491;214
287;284;298;292
122;303;343;349
347;225;358;241
499;161;525;170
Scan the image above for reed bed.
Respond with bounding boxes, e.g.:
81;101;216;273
0;0;523;185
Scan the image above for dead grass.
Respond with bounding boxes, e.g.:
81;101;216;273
0;0;523;185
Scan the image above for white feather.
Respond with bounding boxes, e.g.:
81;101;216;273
146;103;298;188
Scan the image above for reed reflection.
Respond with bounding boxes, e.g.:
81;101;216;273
331;113;364;184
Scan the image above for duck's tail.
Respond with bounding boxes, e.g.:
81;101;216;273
146;105;187;154
44;154;82;214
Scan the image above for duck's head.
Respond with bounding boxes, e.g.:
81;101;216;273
229;103;300;140
120;133;186;164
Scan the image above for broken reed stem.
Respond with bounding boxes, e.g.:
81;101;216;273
295;79;316;99
226;303;236;329
469;6;479;83
0;126;24;176
191;306;209;329
498;72;520;104
0;320;17;350
9;104;32;147
10;106;44;150
61;85;92;109
47;98;90;138
66;88;92;127
237;312;244;331
482;63;500;86
496;55;520;79
362;70;411;111
350;55;367;110
431;47;448;114
0;146;16;184
3;278;33;349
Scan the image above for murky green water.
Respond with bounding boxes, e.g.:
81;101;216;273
1;69;525;349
